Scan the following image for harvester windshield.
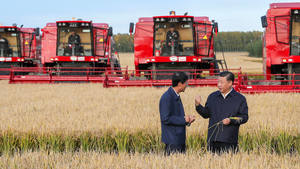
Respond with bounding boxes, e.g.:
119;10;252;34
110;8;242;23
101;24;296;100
153;17;194;56
291;10;300;55
0;28;21;57
56;22;93;56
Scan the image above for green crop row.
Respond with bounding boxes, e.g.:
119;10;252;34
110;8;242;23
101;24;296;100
0;131;298;155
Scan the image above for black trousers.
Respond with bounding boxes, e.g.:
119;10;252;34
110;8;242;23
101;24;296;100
208;141;238;154
164;144;186;155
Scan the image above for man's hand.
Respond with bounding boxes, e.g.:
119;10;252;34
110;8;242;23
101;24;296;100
188;115;196;124
185;115;196;126
222;118;230;125
195;95;202;106
185;116;190;123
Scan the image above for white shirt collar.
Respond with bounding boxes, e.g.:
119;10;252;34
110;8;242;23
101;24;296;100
221;88;233;99
172;87;180;97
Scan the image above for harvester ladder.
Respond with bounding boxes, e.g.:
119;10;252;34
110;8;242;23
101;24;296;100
95;29;106;56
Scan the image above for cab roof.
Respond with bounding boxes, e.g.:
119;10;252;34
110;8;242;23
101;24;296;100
138;16;210;22
0;26;18;29
153;15;193;18
56;20;92;23
270;3;300;9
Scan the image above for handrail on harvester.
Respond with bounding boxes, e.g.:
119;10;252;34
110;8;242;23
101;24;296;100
4;66;300;93
235;73;300;93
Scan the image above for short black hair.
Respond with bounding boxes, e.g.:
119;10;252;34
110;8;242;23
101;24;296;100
219;71;234;83
172;72;188;87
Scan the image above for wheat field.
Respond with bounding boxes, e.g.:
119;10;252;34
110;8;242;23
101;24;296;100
0;52;299;168
0;151;299;169
0;82;299;135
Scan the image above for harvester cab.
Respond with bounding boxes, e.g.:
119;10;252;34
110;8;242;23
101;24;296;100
42;20;119;72
0;25;39;71
0;26;21;60
56;21;94;58
130;11;222;79
154;16;194;57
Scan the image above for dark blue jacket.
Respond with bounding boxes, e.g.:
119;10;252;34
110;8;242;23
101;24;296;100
196;89;248;144
159;87;187;145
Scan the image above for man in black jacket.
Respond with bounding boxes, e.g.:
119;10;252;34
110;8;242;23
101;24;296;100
68;31;82;55
0;35;9;57
159;72;195;155
195;71;248;153
166;24;179;55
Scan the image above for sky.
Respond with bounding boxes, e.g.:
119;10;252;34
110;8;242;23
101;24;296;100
1;0;300;34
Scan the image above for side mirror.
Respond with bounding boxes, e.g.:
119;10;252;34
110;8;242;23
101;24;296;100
129;22;134;35
35;27;40;36
261;16;268;28
108;27;113;36
214;22;218;33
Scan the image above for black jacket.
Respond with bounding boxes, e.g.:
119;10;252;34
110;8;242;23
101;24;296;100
159;87;187;145
68;34;81;46
166;30;179;47
196;89;248;144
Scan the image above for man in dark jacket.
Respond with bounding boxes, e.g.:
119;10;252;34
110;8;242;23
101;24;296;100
0;35;9;57
195;71;248;153
68;31;82;55
166;24;180;55
159;72;195;155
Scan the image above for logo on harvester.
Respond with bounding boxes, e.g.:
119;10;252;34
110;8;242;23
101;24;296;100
170;56;178;61
203;35;208;40
179;57;186;62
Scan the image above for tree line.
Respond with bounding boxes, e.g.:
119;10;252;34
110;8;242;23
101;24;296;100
113;31;263;57
214;31;263;58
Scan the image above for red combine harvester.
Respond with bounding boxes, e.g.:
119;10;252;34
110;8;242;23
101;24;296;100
129;11;222;79
9;20;121;83
0;25;40;78
41;20;120;72
234;3;300;93
7;9;300;93
261;3;300;83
